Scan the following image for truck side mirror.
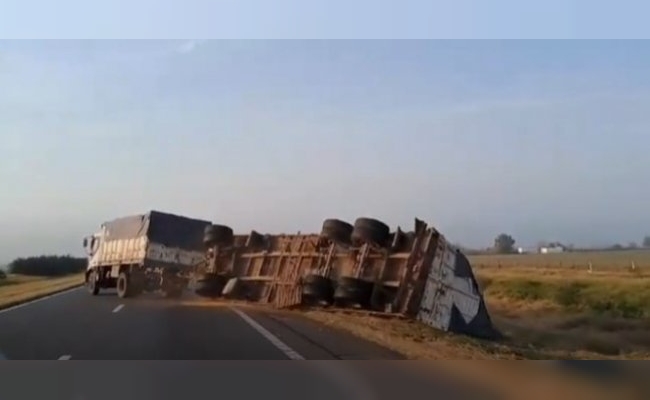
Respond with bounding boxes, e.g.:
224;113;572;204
83;238;88;248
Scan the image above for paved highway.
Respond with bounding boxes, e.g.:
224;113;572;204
2;287;631;400
0;286;402;360
0;287;500;400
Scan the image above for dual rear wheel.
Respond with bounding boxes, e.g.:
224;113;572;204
320;217;391;248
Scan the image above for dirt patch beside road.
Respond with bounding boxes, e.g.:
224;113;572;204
300;308;540;359
298;309;643;399
300;304;650;360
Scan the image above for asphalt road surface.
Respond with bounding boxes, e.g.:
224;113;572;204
0;287;497;400
0;286;405;360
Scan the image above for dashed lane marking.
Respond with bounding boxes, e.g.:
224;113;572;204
112;304;125;313
58;355;71;360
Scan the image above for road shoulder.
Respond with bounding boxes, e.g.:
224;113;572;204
234;307;404;360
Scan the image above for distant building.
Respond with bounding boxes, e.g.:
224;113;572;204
539;245;565;254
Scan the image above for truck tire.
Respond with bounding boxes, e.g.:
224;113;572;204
86;270;99;296
333;276;373;308
245;230;267;249
351;218;390;247
116;271;131;298
372;285;398;311
195;274;229;297
204;224;234;246
320;219;353;244
301;274;334;305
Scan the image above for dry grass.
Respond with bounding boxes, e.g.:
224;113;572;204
474;265;650;359
477;268;650;316
0;274;84;309
298;309;646;398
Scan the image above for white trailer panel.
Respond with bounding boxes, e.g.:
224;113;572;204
416;236;496;338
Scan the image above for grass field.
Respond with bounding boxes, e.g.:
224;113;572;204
0;274;84;310
469;249;650;270
302;251;650;360
476;251;650;359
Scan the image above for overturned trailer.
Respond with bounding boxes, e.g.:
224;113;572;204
194;217;497;339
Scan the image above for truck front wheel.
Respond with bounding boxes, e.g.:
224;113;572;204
116;272;131;298
86;270;100;296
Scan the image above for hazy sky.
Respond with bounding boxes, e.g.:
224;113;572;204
1;40;650;261
1;1;648;38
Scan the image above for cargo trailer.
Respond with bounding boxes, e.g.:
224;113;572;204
82;210;211;298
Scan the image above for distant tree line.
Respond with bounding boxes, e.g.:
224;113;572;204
458;234;650;256
493;233;516;254
8;255;86;277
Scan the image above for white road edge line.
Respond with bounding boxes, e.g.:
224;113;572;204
230;307;304;360
230;307;375;400
58;355;71;360
112;304;125;313
0;286;83;315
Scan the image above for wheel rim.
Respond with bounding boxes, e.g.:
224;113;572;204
117;276;126;294
87;272;96;291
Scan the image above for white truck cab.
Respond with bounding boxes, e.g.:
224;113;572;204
83;231;102;256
